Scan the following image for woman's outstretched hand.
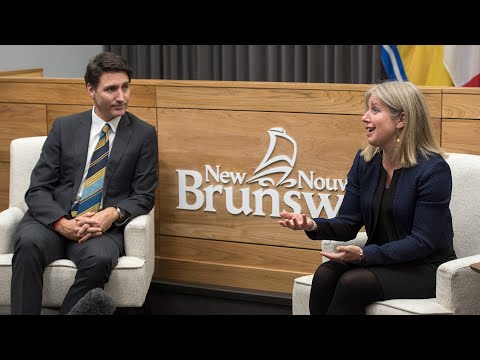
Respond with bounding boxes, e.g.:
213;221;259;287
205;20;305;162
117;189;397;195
279;211;315;231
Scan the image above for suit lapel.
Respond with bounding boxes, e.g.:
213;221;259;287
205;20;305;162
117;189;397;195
73;112;92;199
104;113;132;193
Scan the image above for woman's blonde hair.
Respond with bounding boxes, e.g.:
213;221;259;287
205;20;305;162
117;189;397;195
360;81;445;167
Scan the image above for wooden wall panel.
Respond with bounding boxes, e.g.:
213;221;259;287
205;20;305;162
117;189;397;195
47;105;91;130
0;68;43;77
156;84;442;117
0;163;8;211
154;234;321;292
442;119;480;155
0;82;91;105
129;84;157;107
156;86;366;114
128;107;157;128
432;117;441;145
158;108;365;250
0;104;47;163
424;93;442;118
442;93;480;119
155;257;310;294
156;235;321;273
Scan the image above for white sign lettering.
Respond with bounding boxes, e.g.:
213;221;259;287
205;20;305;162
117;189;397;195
176;128;347;218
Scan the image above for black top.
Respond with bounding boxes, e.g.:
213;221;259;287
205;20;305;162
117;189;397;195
368;166;402;246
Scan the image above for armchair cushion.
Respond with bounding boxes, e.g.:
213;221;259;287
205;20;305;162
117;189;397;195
366;298;451;315
292;274;453;315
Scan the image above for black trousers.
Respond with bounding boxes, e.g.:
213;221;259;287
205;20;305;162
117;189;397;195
11;220;121;315
309;260;385;315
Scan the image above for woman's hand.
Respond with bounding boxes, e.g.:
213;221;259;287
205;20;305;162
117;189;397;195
279;211;315;231
320;245;363;263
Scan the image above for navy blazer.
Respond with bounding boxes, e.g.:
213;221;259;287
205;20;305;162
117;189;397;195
307;150;454;266
19;110;158;248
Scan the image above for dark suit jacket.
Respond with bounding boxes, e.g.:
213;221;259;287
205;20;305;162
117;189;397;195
306;149;455;266
19;110;158;247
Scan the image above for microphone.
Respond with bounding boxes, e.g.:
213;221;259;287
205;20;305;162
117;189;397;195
67;288;116;315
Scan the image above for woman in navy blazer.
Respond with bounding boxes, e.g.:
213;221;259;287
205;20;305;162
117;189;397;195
279;81;456;315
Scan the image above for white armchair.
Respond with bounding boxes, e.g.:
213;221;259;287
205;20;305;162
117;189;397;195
293;153;480;315
0;136;155;309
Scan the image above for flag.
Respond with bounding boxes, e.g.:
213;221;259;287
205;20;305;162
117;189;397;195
381;45;407;82
382;45;453;86
444;45;480;87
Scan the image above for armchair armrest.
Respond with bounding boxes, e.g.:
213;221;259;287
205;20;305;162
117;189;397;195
436;254;480;315
321;232;368;263
124;208;155;264
0;207;25;254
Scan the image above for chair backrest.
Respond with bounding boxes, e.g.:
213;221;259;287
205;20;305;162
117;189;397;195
446;153;480;259
9;136;47;212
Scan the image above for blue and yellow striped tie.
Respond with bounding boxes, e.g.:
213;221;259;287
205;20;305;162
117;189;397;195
71;123;111;217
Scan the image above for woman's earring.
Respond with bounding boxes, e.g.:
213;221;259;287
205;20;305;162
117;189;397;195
396;128;400;143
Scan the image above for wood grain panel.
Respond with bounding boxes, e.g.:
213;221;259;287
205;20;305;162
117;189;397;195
0;82;91;105
442;93;480;119
47;105;91;130
156;235;321;273
150;80;373;90
128;107;157;128
47;105;157;131
0;68;43;77
148;79;445;94
0;162;8;211
0;80;156;107
156;85;442;117
158;108;365;249
129;84;157;107
0;104;47;162
442;119;480;155
424;93;442;118
156;86;366;114
432;117;441;145
154;257;309;294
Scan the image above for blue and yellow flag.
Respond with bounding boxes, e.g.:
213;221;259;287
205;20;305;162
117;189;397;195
382;45;453;86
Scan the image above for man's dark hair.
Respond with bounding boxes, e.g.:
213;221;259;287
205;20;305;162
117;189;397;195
84;52;133;89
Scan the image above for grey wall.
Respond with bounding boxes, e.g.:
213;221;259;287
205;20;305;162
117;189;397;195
0;45;103;78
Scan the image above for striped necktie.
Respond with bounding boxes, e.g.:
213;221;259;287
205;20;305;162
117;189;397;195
71;123;111;217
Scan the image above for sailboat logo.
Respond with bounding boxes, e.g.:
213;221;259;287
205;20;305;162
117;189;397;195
246;127;298;188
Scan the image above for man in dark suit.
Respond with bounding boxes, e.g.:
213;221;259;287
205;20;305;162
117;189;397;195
10;52;158;315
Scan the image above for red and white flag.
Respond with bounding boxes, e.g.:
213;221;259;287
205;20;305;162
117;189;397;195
444;45;480;87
